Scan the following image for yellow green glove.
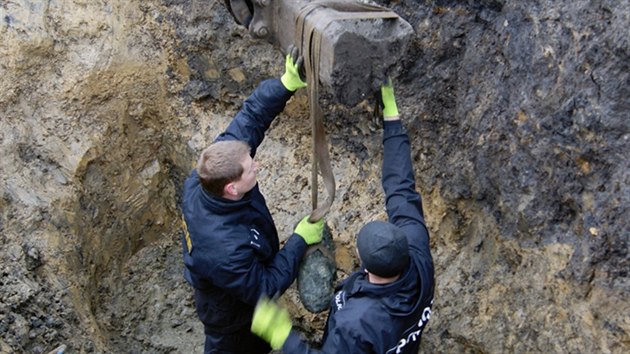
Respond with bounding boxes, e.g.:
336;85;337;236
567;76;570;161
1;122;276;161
251;296;292;350
281;44;307;91
294;215;324;245
381;78;399;118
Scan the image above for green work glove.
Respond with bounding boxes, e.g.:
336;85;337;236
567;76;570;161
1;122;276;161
281;44;307;91
381;78;399;118
294;215;324;245
251;296;292;350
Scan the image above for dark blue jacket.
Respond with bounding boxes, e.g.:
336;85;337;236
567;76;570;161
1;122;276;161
181;79;309;349
283;120;435;354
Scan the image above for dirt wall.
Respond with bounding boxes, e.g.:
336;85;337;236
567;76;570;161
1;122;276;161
0;0;628;353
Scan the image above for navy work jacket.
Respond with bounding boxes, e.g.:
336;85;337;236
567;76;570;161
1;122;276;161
283;120;435;354
181;79;308;336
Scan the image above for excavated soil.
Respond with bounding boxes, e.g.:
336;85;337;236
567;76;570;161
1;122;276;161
1;0;628;353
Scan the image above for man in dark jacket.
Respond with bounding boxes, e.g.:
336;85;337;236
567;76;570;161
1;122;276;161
181;46;325;354
251;79;435;353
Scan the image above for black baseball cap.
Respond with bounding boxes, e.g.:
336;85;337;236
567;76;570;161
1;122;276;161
357;221;409;278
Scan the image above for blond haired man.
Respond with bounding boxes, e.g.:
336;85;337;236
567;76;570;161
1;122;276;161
181;46;324;354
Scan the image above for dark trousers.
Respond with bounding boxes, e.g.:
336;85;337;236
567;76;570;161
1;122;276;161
203;326;271;354
193;288;270;353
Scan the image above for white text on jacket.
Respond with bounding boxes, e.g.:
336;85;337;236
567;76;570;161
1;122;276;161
386;305;432;354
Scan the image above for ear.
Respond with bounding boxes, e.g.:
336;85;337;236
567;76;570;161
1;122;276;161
224;182;238;197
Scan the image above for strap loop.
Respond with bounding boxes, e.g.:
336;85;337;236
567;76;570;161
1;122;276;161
296;1;399;222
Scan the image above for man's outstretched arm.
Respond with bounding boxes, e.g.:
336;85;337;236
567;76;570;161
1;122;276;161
215;46;307;156
380;79;430;254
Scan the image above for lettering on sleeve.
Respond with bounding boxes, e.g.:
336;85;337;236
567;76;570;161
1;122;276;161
249;228;262;248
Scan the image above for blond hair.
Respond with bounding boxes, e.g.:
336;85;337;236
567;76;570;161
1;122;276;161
197;140;250;196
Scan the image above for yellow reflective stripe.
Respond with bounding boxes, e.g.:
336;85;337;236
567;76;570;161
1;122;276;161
182;215;193;253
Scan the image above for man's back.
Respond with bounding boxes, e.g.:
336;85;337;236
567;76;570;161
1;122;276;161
181;172;278;326
316;241;433;354
180;75;313;353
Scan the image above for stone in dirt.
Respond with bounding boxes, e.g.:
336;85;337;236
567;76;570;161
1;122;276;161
298;223;337;313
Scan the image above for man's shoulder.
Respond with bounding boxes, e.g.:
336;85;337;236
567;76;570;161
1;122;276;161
337;294;385;320
192;219;250;244
328;296;390;350
183;169;199;190
409;248;435;286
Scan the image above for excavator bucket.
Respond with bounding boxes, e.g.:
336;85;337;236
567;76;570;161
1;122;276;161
224;0;414;106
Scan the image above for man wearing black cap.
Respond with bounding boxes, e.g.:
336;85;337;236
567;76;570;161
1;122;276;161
250;79;435;353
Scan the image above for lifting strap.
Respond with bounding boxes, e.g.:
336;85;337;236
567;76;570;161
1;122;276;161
296;1;399;222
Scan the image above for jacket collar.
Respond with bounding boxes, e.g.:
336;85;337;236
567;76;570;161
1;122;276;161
199;184;253;215
349;268;407;296
347;263;422;316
